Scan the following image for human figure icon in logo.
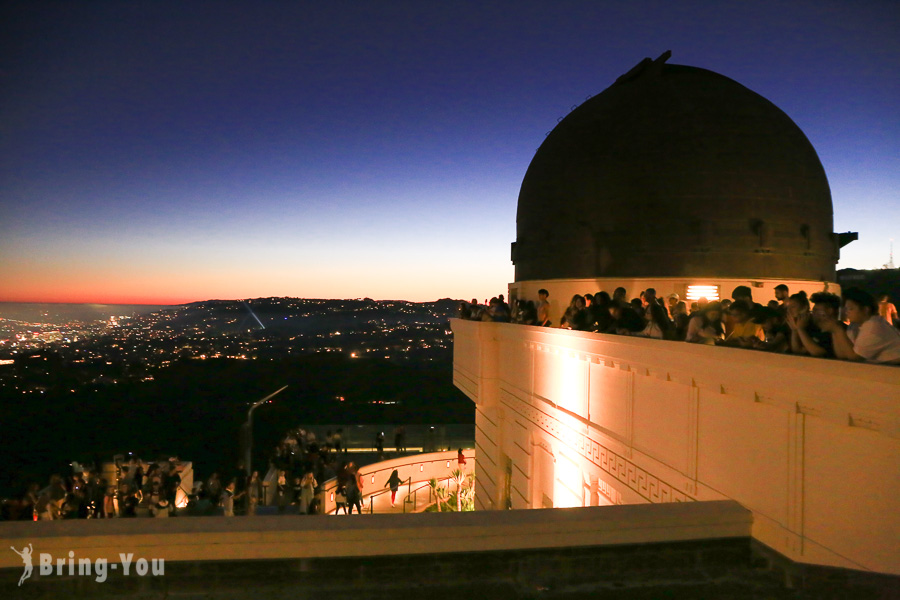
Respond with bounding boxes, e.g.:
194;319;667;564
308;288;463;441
11;543;33;586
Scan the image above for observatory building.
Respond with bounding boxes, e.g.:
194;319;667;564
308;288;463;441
453;54;899;576
509;50;855;308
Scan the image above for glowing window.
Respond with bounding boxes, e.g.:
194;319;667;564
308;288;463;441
686;285;720;301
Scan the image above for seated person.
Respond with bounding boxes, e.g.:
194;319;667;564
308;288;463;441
788;291;843;357
487;297;510;322
721;300;765;347
819;287;900;364
749;306;790;353
671;301;690;341
560;295;590;331
457;302;472;320
685;302;724;344
638;302;672;340
785;291;814;355
467;300;485;321
720;298;735;338
515;300;537;325
589;291;614;333
610;303;646;335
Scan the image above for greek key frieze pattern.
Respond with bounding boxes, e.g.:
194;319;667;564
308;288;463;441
501;391;692;505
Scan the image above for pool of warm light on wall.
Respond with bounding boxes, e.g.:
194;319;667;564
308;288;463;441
686;285;720;301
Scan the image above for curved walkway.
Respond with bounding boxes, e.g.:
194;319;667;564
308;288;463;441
321;450;474;515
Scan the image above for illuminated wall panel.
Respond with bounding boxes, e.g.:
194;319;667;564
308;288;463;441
533;347;560;402
588;362;631;442
631;375;692;475
803;418;898;575
453;321;482;375
554;450;585;508
534;347;587;417
697;390;789;525
499;339;533;393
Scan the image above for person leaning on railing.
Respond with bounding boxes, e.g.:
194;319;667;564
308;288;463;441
685;301;724;344
818;287;900;365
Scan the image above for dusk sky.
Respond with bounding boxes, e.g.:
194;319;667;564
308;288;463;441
1;1;897;305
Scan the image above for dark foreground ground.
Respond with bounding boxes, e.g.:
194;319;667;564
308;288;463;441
2;537;897;599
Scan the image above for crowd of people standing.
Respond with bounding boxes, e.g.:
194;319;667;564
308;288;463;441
459;286;900;365
2;456;185;521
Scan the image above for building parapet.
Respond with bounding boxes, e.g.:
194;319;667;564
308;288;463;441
451;318;900;575
0;500;750;570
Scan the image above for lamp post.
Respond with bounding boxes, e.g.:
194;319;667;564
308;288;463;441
242;385;288;477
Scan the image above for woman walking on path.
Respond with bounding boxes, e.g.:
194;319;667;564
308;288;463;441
385;470;403;507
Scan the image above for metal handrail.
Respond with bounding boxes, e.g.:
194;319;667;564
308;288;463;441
358;476;461;514
364;477;412;513
318;450;475;515
401;480;434;513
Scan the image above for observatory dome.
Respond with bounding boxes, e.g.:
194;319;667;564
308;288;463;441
512;53;838;283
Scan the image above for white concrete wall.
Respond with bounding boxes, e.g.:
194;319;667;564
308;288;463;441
452;318;900;575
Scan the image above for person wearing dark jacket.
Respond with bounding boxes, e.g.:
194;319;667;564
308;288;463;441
385;470;403;508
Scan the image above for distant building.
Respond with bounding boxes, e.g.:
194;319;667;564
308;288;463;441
453;53;898;577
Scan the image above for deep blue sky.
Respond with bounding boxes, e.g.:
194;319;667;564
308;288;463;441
1;1;897;303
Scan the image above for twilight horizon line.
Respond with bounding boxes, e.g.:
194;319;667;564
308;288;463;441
1;3;896;306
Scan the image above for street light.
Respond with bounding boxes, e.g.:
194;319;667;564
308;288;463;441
242;385;288;477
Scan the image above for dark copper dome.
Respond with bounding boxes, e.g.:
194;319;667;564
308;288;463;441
513;53;837;282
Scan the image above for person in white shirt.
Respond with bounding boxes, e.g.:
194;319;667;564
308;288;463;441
819;288;900;365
